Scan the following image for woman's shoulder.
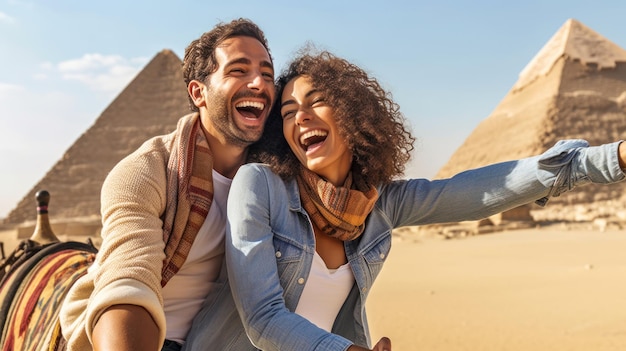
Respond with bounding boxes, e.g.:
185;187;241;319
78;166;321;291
234;163;293;192
237;163;282;179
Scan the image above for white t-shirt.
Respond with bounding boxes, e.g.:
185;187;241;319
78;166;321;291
295;251;355;332
162;170;232;343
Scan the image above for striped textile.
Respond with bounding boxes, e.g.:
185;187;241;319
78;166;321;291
161;113;214;287
297;167;379;241
0;242;96;351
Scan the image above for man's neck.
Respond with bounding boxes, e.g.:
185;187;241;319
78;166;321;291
213;149;247;179
203;131;248;179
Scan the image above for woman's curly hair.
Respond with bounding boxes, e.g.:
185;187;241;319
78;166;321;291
249;48;415;187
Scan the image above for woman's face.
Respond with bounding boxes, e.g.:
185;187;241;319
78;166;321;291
280;75;352;186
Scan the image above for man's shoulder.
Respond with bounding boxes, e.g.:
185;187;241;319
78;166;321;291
105;133;175;188
125;113;196;160
124;131;177;163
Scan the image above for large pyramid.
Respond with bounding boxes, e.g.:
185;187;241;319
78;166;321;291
436;19;626;222
2;49;189;229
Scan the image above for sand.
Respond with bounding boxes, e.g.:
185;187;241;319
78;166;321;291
366;227;626;351
4;224;625;350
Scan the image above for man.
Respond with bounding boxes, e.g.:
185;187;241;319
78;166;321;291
60;18;275;351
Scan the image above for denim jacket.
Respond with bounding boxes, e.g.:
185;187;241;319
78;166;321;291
183;140;624;351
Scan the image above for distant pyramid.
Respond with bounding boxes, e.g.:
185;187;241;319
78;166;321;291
436;19;626;220
2;49;189;227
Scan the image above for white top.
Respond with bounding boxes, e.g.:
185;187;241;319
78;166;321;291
295;251;355;332
162;170;232;343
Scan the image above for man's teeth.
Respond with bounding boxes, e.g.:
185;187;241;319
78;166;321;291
235;101;264;110
300;130;328;145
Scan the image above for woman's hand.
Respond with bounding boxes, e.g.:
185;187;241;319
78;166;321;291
372;337;392;351
347;337;392;351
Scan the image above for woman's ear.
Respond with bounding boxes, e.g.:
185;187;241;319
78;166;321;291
188;80;206;108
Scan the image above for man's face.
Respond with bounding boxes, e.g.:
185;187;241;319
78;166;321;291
200;36;275;147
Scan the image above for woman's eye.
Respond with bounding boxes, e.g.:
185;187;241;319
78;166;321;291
282;110;295;119
311;98;325;106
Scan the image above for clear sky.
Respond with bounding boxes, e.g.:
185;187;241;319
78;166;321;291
2;0;626;219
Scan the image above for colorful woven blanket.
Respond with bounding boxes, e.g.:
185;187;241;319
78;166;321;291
0;241;97;351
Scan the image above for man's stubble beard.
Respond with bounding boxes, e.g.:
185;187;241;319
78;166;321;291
205;86;265;148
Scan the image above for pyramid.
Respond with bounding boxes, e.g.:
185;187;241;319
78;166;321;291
2;49;189;228
435;19;626;222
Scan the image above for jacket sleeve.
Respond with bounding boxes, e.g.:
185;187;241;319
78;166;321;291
225;164;353;351
382;140;625;227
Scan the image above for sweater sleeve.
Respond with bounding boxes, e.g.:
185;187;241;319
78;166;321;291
60;137;172;350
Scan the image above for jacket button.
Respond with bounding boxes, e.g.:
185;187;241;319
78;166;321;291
275;251;282;258
298;278;305;284
379;253;385;259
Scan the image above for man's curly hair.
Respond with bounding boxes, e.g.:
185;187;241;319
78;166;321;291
182;18;272;112
250;49;415;187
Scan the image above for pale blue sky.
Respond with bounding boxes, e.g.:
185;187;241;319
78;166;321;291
2;0;626;218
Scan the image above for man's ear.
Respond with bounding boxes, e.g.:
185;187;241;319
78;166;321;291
188;80;206;108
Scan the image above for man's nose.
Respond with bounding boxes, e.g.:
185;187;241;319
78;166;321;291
248;72;267;91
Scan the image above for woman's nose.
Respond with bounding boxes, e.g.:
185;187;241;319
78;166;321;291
295;109;312;125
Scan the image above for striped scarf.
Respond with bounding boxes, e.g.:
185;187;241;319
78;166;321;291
297;167;379;241
160;113;214;287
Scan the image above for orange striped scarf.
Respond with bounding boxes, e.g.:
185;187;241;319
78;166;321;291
297;167;379;241
160;113;214;286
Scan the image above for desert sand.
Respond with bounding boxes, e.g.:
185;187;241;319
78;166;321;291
366;227;626;351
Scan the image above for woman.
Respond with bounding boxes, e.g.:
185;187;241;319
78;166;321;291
224;50;626;351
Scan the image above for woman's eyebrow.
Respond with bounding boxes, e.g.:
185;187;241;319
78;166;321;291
281;99;295;109
281;89;319;109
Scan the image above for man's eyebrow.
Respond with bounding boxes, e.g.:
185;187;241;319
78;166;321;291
261;60;273;71
224;57;274;71
224;57;251;67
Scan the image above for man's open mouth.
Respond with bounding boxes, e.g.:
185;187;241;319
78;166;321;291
235;101;265;119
